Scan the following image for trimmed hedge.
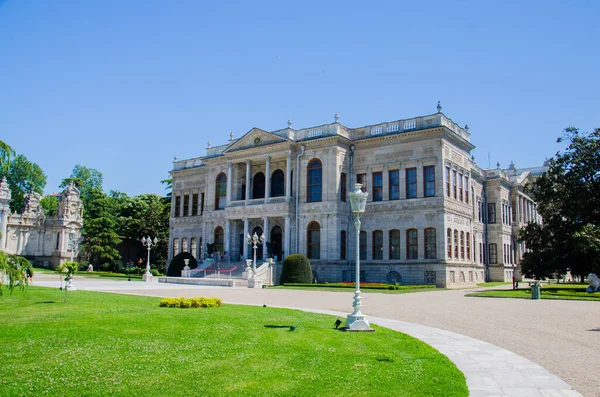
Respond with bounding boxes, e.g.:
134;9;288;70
279;254;312;284
159;296;222;308
282;283;436;290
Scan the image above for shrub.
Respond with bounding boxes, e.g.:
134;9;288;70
279;254;312;284
159;296;222;308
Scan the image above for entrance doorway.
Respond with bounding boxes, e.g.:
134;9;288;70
270;226;283;260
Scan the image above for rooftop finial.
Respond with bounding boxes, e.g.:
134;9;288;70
471;155;475;161
509;160;515;170
464;124;469;132
173;156;178;162
207;140;212;149
496;161;501;169
334;113;339;123
437;101;442;114
229;132;234;141
287;119;292;128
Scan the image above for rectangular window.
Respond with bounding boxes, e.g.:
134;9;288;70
466;232;471;260
200;193;205;216
488;203;496;224
503;244;507;263
425;228;436;259
372;172;383;202
174;196;181;217
464;176;469;204
357;173;367;193
452;170;457;199
445;166;451;197
372;231;383;259
458;173;463;201
454;230;459;259
183;194;189;216
56;232;60;250
192;193;199;216
478;200;482;221
489;243;498;264
460;231;465;260
359;231;367;260
479;242;483;263
340;172;347;202
406;229;418;260
406;168;417;198
510;244;513;264
340;230;347;260
389;170;399;200
424;166;435;197
389;230;400;259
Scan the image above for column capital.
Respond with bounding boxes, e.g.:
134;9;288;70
227;161;233;168
246;159;252;166
265;155;271;162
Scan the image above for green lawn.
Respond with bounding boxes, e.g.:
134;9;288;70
0;287;467;397
467;284;600;301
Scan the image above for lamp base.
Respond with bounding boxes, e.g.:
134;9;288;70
345;314;375;332
142;273;153;282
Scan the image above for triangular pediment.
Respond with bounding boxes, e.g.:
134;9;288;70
223;128;289;153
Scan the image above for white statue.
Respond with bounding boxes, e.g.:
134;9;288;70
587;273;600;293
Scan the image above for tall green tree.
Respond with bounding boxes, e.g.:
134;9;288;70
520;127;600;279
0;140;15;174
0;154;47;213
81;189;121;268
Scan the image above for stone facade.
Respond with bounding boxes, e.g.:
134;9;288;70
169;111;546;287
0;178;83;268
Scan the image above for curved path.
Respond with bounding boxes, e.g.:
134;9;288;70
34;274;596;396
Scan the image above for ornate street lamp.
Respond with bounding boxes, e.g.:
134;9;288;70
345;183;373;331
246;232;265;274
141;236;158;282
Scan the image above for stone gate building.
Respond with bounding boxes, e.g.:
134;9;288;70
168;108;545;287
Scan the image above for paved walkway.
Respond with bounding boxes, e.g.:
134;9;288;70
34;274;596;396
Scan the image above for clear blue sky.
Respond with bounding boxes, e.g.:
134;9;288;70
1;0;598;196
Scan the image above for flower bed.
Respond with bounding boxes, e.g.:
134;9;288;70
159;296;222;308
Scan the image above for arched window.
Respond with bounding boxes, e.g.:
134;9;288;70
447;228;452;259
406;229;418;260
425;228;436;259
307;159;322;202
389;229;400;260
252;172;265;199
340;230;347;260
215;173;227;210
372;230;383;260
359;231;367;260
190;237;197;258
460;231;465;260
307;221;320;259
214;226;224;255
454;230;459;259
271;170;285;197
173;238;180;256
182;237;188;252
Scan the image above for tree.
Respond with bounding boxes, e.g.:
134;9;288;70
0;251;32;295
81;189;121;269
0;140;15;174
39;195;58;216
0;154;47;213
520;127;600;279
60;165;103;205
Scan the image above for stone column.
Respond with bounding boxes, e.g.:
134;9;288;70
416;161;424;198
284;215;291;259
225;219;231;255
188;192;193;216
245;160;251;203
263;217;269;260
226;161;233;206
382;165;389;201
265;155;271;201
179;193;184;217
0;209;8;249
285;151;292;202
201;224;207;260
243;218;249;259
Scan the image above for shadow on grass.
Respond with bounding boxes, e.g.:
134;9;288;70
34;301;57;304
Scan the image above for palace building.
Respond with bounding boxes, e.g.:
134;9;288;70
168;107;545;287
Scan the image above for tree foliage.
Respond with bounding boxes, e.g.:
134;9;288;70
0;251;32;295
0;154;47;213
39;195;58;216
520;127;600;279
280;254;312;284
81;189;121;267
60;165;103;205
0;140;15;174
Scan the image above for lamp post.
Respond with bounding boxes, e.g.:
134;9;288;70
245;232;265;274
141;236;158;282
345;183;373;332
